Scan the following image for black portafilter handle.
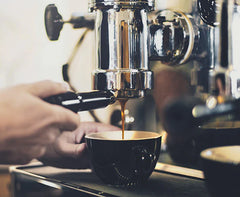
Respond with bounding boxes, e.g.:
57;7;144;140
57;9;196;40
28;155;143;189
44;91;116;113
163;97;240;136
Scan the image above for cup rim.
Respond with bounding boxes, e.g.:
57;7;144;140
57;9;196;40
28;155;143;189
200;145;240;165
85;130;161;141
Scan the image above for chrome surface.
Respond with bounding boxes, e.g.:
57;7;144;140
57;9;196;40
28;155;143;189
91;2;153;98
149;10;195;65
192;0;240;101
224;1;240;99
206;0;235;99
46;0;240;101
89;0;154;11
45;0;240;115
93;70;153;98
68;13;95;29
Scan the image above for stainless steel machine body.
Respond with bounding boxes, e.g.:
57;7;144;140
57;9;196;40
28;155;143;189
89;0;154;98
89;0;240;102
44;0;240;116
191;0;240;102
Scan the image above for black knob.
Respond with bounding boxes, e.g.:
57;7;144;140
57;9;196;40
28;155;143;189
197;0;216;26
44;4;63;41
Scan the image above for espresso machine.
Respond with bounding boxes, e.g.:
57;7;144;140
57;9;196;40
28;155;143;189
44;0;240;123
44;0;155;115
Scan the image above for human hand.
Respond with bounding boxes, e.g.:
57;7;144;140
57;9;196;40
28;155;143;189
39;122;120;169
0;80;80;164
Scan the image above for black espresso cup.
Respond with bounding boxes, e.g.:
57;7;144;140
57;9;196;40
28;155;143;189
85;130;161;186
200;146;240;197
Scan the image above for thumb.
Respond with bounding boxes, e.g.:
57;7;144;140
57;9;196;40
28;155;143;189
25;80;70;98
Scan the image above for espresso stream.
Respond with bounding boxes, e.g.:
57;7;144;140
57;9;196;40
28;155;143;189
119;99;128;140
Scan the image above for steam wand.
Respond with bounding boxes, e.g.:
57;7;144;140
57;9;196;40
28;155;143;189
163;97;240;135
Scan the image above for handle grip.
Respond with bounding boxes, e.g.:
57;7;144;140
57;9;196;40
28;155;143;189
44;91;115;113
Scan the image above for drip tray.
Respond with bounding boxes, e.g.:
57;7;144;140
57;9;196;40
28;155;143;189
10;162;210;197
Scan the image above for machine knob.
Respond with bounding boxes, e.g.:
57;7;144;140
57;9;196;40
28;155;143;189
197;0;216;26
44;4;63;41
44;4;95;41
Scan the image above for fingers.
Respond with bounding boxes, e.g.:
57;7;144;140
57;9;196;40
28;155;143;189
40;143;90;169
54;132;88;158
51;105;80;131
39;131;90;169
74;122;120;143
15;106;80;144
25;80;70;98
58;141;87;159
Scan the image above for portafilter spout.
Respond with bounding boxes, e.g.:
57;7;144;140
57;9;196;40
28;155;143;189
90;0;154;99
